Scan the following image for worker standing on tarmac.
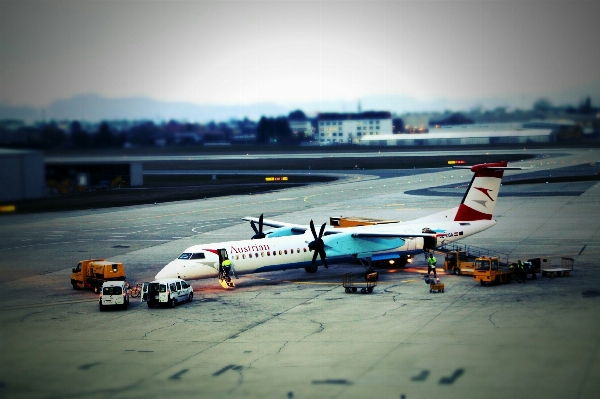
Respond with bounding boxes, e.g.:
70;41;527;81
427;253;437;277
517;260;526;283
221;259;232;281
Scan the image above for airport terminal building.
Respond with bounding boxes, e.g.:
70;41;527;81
359;124;555;146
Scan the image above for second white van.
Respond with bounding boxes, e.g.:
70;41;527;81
141;278;193;308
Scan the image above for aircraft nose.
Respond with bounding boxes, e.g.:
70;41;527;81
155;263;173;280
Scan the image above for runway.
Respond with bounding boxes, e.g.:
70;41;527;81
1;147;599;399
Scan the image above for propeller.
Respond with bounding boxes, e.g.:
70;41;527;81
308;220;328;269
250;214;266;239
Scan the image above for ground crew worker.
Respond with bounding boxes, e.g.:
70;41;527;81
221;259;232;281
427;253;437;277
517;260;526;283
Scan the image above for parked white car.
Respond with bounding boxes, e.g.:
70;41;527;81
99;281;129;311
141;278;193;308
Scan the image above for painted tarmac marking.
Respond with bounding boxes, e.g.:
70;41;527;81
410;370;430;381
213;365;235;376
439;368;464;385
582;291;600;298
579;244;587;255
169;369;189;380
312;379;352;385
79;362;101;370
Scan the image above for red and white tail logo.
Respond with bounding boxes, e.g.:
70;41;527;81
454;162;508;221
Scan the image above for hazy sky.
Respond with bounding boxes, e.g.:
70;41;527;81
1;0;599;111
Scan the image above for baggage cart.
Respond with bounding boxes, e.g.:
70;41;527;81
343;273;376;294
541;257;574;278
423;275;444;293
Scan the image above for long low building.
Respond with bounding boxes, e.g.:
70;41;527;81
0;148;45;202
359;128;554;146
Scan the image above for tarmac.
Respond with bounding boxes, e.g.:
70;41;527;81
1;148;599;399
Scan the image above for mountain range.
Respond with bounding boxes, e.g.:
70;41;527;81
1;82;598;123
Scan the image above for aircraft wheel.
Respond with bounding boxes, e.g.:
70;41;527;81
304;265;318;273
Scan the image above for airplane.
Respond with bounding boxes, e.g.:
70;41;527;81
154;161;522;285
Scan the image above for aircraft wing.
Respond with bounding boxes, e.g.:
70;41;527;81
242;216;308;233
350;232;438;238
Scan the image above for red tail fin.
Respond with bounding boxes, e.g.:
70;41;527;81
454;162;508;221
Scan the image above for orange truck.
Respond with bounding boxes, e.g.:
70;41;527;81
71;259;126;293
442;250;476;276
472;256;514;285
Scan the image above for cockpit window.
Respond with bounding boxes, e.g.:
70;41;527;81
190;253;205;259
178;253;192;260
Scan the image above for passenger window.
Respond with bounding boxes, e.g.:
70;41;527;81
170;283;176;292
297;248;300;253
249;253;253;258
176;282;181;290
235;255;239;260
304;248;307;252
279;250;283;255
242;254;246;259
255;253;258;258
261;252;265;257
284;250;288;255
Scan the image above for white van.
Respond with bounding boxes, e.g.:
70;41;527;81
141;278;193;308
99;281;129;311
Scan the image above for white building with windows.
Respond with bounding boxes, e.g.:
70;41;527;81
317;112;393;145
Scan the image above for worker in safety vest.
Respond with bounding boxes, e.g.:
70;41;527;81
427;253;437;277
517;260;526;283
221;259;232;281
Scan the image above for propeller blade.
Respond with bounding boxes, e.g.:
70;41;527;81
312;250;318;265
319;250;328;268
318;223;326;239
310;220;317;239
250;214;266;239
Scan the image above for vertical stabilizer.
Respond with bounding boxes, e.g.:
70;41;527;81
454;162;508;221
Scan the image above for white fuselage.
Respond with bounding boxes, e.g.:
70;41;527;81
155;218;496;281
